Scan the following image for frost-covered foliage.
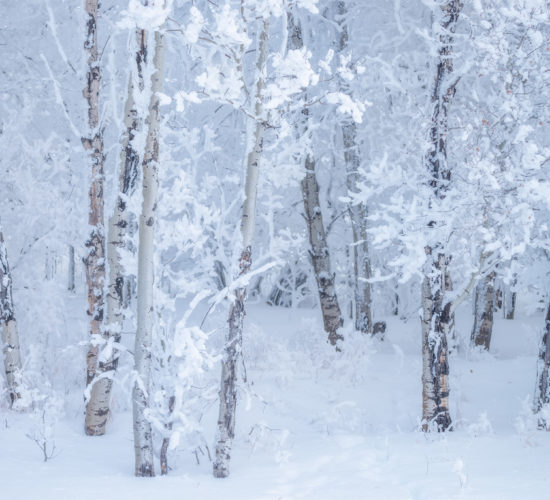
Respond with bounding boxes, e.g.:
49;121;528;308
351;1;550;308
4;0;550;486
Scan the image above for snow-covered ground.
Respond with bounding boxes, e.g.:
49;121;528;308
2;305;549;499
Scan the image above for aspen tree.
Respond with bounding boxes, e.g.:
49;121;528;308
133;29;165;477
470;271;495;351
288;11;343;347
85;30;147;436
534;301;550;429
213;17;270;480
504;279;517;320
421;0;463;432
82;0;106;399
336;0;373;335
0;228;22;405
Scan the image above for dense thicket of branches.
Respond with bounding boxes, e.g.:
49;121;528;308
2;0;550;479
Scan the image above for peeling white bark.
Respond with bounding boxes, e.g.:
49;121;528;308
301;156;344;346
133;29;165;478
421;252;451;431
83;0;106;398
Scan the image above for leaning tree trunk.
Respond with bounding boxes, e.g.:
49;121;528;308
421;0;463;432
471;271;495;350
133;29;165;478
301;157;344;346
0;229;22;405
337;0;373;335
287;11;343;347
534;300;550;428
213;19;269;480
82;0;106;394
85;29;146;437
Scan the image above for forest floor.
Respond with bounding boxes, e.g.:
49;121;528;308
1;304;550;499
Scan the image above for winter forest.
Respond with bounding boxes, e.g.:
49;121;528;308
2;0;550;498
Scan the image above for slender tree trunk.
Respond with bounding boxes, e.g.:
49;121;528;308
393;287;400;316
68;245;75;293
82;0;106;394
445;264;458;352
504;278;517;319
213;19;269;480
85;30;146;437
421;0;463;432
471;271;495;350
0;229;22;405
337;0;373;335
160;394;175;475
133;29;164;478
494;278;503;311
421;252;452;431
301;157;344;346
534;301;550;428
287;11;343;347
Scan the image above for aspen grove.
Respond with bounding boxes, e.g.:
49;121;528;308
3;0;550;498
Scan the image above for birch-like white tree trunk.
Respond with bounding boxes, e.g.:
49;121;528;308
337;0;373;335
534;300;550;428
133;29;165;478
421;252;452;431
503;278;517;320
421;0;463;432
288;11;343;347
470;271;495;350
0;229;22;405
68;245;75;293
82;0;106;397
301;156;344;346
85;30;146;436
213;19;269;480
